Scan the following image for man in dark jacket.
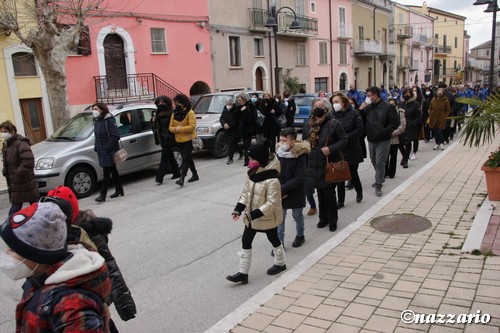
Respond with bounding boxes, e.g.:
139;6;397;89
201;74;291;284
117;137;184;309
276;128;311;248
359;86;399;197
220;97;243;165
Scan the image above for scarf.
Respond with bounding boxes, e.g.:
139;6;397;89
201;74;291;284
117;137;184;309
308;115;327;149
173;105;189;122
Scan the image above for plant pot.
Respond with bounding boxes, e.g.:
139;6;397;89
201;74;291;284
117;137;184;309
481;165;500;201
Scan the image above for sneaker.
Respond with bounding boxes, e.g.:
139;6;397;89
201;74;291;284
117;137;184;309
438;144;445;150
292;236;305;248
375;187;383;197
307;208;317;216
433;145;440;150
226;159;233;165
410;152;416;160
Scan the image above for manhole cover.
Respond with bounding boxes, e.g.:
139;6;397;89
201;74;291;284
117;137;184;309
370;214;432;234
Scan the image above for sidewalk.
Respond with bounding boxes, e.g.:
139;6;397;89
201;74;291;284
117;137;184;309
208;136;500;333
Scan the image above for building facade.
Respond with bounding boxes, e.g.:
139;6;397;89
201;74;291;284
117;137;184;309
408;7;434;87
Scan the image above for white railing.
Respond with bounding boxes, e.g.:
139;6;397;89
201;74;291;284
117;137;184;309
353;39;382;54
338;24;353;39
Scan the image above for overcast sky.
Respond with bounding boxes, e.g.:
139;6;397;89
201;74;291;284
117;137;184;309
395;0;495;49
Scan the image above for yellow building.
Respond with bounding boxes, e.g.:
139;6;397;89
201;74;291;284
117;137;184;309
410;3;466;85
351;0;395;91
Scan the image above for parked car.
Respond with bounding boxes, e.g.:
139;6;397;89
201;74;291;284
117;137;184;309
32;103;182;199
193;90;262;158
292;93;317;128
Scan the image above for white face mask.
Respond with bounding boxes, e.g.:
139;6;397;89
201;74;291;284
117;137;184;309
0;252;37;281
92;110;101;118
1;132;12;140
226;105;232;110
333;103;342;112
365;96;372;105
275;99;279;103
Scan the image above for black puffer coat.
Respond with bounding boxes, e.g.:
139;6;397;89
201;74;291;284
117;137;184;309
238;101;257;138
1;134;39;203
303;113;348;189
261;98;282;139
277;140;311;209
94;114;120;167
153;109;175;147
220;105;241;141
331;105;364;165
68;215;137;322
398;96;422;144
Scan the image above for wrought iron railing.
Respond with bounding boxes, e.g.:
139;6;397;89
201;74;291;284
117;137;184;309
93;73;188;105
249;8;318;35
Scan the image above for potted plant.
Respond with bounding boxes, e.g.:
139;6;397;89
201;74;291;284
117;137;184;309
456;93;500;200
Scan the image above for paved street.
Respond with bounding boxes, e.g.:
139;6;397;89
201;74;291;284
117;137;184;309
0;138;495;333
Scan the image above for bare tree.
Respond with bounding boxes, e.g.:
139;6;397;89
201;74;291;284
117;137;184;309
0;0;106;128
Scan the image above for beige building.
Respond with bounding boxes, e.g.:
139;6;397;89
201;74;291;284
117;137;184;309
351;0;395;91
410;3;465;86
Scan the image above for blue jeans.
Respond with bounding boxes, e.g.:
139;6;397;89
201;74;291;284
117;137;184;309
278;208;305;243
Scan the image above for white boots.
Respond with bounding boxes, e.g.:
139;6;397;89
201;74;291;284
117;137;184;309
226;249;251;284
267;244;287;275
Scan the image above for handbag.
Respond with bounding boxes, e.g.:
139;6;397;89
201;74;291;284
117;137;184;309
105;119;128;164
323;120;351;183
192;137;203;151
256;110;265;127
275;114;287;128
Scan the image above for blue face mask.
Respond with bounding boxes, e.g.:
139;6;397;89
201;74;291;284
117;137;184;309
251;97;258;103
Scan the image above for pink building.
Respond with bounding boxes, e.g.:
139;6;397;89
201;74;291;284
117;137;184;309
66;0;213;114
408;9;434;86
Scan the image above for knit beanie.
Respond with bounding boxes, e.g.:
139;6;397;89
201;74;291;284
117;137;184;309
0;202;68;264
47;186;79;224
248;140;271;166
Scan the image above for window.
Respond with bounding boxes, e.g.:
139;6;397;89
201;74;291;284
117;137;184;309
151;28;167;53
297;43;306;66
253;0;262;8
443;60;447;75
12;52;37;76
455;37;458;48
339;43;347;65
254;38;264;57
454;60;457;69
319;41;328;65
314;77;328;92
229;36;241;67
339;7;346;32
310;1;316;13
359;26;364;39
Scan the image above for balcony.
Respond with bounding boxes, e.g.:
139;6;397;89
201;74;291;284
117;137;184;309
410;59;419;71
441;68;460;78
412;34;432;48
353;39;382;56
381;43;396;57
395;24;413;39
249;8;318;37
397;56;410;70
435;45;452;55
338;24;353;39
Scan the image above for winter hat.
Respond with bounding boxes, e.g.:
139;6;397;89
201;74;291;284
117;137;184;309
248;140;271;166
0;202;68;264
47;186;79;224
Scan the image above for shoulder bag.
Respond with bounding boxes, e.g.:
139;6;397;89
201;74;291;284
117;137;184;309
105;119;128;164
324;120;351;183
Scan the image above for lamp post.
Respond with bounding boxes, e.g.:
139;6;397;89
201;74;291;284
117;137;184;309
265;6;301;95
473;0;498;94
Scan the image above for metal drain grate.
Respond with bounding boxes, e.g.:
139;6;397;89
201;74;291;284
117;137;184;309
370;214;432;234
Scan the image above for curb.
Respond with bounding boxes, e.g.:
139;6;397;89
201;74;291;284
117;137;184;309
462;198;498;252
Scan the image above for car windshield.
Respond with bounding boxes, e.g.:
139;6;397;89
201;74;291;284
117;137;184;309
294;96;315;106
194;95;232;114
47;113;94;141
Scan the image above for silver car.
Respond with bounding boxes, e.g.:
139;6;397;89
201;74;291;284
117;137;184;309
32;103;181;198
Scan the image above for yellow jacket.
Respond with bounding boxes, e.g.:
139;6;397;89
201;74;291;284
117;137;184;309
169;110;197;143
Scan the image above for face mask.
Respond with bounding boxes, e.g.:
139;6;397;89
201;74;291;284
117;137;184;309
365;97;372;105
425;91;430;96
333;103;342;112
251;97;258;103
403;95;411;101
226;105;232;110
0;252;36;281
1;132;12;140
275;99;279;103
157;104;168;112
248;160;260;170
92;110;100;118
280;143;291;151
313;108;325;118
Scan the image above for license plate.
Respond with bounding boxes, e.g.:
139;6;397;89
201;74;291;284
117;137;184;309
295;118;304;123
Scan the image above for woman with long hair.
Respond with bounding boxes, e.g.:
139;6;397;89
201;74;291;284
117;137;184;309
169;93;199;187
93;103;123;203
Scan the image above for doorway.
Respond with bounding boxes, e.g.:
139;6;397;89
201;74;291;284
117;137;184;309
104;34;127;90
339;73;347;90
255;67;263;91
19;98;46;144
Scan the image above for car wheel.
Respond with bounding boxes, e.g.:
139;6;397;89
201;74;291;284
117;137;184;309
212;131;228;158
65;166;96;199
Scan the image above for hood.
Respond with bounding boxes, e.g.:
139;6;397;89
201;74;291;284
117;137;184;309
276;140;310;158
45;244;106;285
400;95;417;104
78;216;113;237
6;134;31;145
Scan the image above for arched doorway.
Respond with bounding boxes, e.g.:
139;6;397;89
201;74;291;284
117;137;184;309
255;67;263;91
104;34;127;90
339;73;347;90
190;81;211;102
383;63;387;88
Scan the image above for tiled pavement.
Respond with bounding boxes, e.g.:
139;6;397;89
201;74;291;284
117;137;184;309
208;136;500;333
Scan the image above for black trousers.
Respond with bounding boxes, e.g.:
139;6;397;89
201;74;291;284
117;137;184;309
317;184;338;226
100;165;122;196
178;141;197;177
241;225;281;249
226;131;243;159
156;144;181;182
242;135;252;163
337;163;362;203
385;144;399;178
399;142;412;163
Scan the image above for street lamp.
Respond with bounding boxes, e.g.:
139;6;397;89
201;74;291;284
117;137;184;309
265;6;301;95
473;0;498;94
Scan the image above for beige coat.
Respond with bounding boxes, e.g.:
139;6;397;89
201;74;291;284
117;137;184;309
237;154;282;230
390;108;407;145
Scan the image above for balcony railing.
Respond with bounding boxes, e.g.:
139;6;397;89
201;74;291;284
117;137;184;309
93;73;189;105
353;39;382;55
397;56;410;70
338;24;353;39
412;34;433;47
435;45;452;54
382;43;396;57
395;24;413;39
410;59;419;71
249;8;318;36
